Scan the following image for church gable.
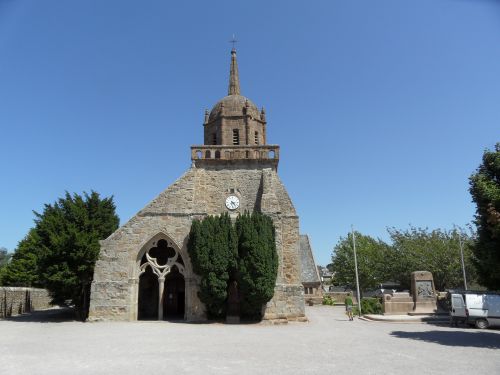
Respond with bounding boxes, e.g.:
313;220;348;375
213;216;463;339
89;48;305;322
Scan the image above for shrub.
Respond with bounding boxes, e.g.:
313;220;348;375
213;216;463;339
322;295;335;305
353;297;382;315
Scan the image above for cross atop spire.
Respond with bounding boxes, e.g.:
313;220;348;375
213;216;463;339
228;46;241;95
229;34;238;51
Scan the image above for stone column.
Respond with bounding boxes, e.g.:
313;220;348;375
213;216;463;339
158;277;165;321
129;278;139;321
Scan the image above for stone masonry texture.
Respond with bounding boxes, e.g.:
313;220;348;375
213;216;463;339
89;49;305;322
89;161;305;322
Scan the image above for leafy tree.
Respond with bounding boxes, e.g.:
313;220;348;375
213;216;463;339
235;212;278;319
0;247;11;268
331;232;392;293
35;191;119;319
0;247;11;284
0;230;41;287
187;213;237;319
387;227;476;291
469;143;500;290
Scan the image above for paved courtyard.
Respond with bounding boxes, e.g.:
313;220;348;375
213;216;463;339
1;305;499;375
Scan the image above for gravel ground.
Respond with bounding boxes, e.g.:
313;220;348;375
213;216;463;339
1;305;499;375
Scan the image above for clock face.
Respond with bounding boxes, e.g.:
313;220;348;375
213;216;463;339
225;195;240;210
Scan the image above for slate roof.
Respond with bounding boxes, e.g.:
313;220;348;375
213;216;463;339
300;235;321;284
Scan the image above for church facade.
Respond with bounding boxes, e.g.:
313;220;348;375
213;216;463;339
88;49;306;322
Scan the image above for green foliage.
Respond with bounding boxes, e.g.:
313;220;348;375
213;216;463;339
331;227;476;293
469;143;500;290
352;298;382;316
235;212;278;319
0;247;11;284
388;226;476;291
187;211;278;320
0;247;11;268
359;297;382;314
3;191;119;319
0;230;41;287
331;232;392;291
187;213;237;319
322;295;335;305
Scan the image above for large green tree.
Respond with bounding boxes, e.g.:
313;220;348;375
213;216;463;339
0;247;11;268
0;230;41;287
235;212;278;319
35;191;118;319
469;143;500;289
187;213;237;319
331;228;475;292
331;232;392;292
0;247;12;283
387;226;476;291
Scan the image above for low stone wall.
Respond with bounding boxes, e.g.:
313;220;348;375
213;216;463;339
0;287;52;318
383;292;414;315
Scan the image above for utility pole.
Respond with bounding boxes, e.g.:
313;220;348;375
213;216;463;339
351;225;362;316
458;233;468;290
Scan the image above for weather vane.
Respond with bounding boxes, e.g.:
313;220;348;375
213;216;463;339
229;34;238;50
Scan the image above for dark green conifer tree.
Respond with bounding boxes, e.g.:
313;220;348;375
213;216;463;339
236;212;278;319
187;213;237;318
0;229;41;287
35;191;119;319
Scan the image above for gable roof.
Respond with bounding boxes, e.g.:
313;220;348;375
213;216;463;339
299;235;321;284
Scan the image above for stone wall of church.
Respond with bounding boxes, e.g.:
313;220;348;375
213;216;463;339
89;162;305;322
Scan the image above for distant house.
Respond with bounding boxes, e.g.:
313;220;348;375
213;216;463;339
317;266;334;290
299;235;322;304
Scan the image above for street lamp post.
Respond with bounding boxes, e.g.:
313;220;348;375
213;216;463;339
458;234;468;290
351;225;362;316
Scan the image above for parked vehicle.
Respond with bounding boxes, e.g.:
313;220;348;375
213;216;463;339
450;291;500;329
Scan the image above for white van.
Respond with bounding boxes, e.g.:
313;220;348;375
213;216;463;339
450;291;500;329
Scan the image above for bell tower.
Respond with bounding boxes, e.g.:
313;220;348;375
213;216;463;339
192;49;278;168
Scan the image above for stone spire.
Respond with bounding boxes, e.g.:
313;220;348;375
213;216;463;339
228;49;241;95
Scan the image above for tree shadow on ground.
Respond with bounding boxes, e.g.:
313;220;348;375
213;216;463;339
5;307;76;323
390;330;500;349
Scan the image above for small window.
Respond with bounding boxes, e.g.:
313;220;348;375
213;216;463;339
452;296;464;307
254;131;259;145
212;133;217;145
233;129;239;145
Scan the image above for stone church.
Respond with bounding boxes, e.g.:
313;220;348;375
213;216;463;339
88;49;306;322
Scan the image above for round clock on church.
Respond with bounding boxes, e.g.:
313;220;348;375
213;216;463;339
225;195;240;210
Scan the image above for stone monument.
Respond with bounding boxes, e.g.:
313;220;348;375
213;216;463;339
411;270;437;313
88;48;305;322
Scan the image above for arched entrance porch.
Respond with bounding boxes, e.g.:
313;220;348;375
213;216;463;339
137;238;186;321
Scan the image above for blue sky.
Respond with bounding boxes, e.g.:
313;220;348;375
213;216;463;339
0;0;499;266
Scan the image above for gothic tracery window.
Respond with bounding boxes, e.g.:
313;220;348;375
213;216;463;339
139;239;185;280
